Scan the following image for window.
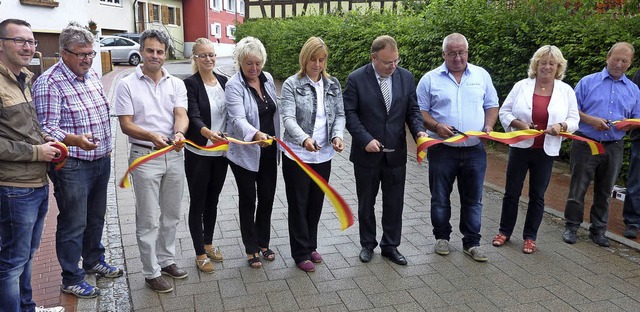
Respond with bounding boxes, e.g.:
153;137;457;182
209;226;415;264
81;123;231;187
168;7;176;24
210;0;222;11
226;25;235;39
238;0;245;15
211;23;222;39
224;0;236;12
152;4;160;22
100;0;121;6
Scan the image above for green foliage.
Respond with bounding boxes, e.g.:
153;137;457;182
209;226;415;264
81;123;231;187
235;0;640;183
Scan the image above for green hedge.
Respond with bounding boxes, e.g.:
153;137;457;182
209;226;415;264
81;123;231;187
235;0;640;184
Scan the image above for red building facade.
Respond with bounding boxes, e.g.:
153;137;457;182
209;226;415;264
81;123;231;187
183;0;244;45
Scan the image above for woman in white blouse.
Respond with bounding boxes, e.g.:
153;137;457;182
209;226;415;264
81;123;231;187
493;45;579;254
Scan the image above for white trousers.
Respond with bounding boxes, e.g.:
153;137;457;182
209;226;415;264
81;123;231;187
129;145;184;278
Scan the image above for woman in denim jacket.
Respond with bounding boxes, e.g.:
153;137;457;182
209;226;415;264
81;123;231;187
225;36;280;269
280;37;346;272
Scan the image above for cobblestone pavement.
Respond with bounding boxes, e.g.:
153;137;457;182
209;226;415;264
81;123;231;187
83;61;640;311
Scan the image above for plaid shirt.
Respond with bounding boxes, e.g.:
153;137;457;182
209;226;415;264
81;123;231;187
33;60;112;160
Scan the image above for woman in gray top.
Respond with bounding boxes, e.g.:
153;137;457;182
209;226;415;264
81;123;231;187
225;36;280;269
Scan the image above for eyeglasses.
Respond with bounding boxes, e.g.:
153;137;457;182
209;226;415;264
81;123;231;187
0;37;39;48
64;48;97;60
445;51;468;58
194;53;216;59
378;57;401;67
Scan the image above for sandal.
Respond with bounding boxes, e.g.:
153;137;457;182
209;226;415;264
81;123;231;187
260;248;276;261
523;239;537;254
492;233;510;247
247;253;262;269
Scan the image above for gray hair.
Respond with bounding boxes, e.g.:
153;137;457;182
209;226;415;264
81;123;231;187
59;26;94;50
442;33;468;52
234;36;267;71
140;29;171;51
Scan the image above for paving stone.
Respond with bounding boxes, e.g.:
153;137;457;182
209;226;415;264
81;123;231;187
296;291;342;309
218;277;247;298
286;276;319;296
574;300;624;312
159;295;194;311
367;289;415;307
266;290;299;311
193;292;224;312
245;279;289;295
336;288;374;311
221;293;267;310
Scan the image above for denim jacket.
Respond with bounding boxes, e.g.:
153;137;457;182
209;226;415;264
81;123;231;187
280;74;345;146
225;71;280;172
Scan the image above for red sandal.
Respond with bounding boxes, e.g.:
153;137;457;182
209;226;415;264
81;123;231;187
523;239;537;254
492;233;510;247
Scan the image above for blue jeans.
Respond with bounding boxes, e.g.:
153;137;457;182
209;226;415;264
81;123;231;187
499;147;555;240
623;140;640;228
48;156;110;285
428;143;486;249
0;185;49;312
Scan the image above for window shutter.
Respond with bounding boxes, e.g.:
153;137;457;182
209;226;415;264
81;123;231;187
176;8;181;26
147;3;153;22
162;5;169;24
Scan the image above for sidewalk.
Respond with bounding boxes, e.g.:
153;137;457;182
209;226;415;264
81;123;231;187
35;62;640;311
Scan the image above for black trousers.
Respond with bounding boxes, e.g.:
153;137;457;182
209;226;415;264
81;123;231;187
229;144;277;254
282;155;331;263
354;162;406;251
185;151;228;256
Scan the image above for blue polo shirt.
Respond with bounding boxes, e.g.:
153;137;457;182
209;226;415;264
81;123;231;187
417;62;499;146
575;67;640;141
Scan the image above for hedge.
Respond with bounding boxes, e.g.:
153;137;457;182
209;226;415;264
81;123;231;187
235;0;640;184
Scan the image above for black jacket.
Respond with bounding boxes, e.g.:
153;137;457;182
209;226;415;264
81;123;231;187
183;71;228;145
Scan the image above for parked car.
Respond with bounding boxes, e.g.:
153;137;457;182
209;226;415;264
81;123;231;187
100;36;141;66
114;33;142;44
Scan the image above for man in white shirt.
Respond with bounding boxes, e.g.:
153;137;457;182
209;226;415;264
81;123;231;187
114;29;188;293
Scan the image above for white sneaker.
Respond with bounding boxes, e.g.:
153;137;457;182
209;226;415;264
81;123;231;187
434;239;450;255
36;307;65;312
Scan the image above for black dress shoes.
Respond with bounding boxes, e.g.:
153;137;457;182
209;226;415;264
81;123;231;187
359;248;373;263
381;248;407;265
589;232;610;247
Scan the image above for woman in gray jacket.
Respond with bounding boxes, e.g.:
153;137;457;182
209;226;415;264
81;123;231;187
280;37;345;272
225;36;280;269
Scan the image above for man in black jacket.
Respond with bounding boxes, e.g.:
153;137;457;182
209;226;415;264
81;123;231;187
344;35;426;265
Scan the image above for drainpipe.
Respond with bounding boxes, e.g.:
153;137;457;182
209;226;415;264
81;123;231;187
133;0;138;33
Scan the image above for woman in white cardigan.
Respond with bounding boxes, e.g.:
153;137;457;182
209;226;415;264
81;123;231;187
493;45;579;254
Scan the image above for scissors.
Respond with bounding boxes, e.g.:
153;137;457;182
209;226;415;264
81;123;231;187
450;127;468;137
378;143;395;153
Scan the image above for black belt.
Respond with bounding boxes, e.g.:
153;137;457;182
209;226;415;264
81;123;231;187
575;132;620;145
131;143;160;150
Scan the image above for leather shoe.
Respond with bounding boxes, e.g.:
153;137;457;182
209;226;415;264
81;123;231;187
359;248;373;263
589;232;610;247
563;228;577;244
381;248;407;265
624;226;638;239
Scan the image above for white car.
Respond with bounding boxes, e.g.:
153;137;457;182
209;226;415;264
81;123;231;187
100;36;141;66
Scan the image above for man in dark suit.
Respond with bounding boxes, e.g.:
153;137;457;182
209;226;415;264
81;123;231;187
344;35;427;265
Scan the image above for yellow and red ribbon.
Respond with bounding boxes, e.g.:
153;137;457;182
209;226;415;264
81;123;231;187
416;129;604;164
613;118;640;129
119;136;354;230
274;137;354;230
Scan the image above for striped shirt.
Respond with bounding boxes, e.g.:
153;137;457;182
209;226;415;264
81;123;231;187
33;60;112;160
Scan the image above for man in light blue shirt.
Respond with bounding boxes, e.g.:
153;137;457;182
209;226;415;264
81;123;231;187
563;42;640;247
416;33;499;262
